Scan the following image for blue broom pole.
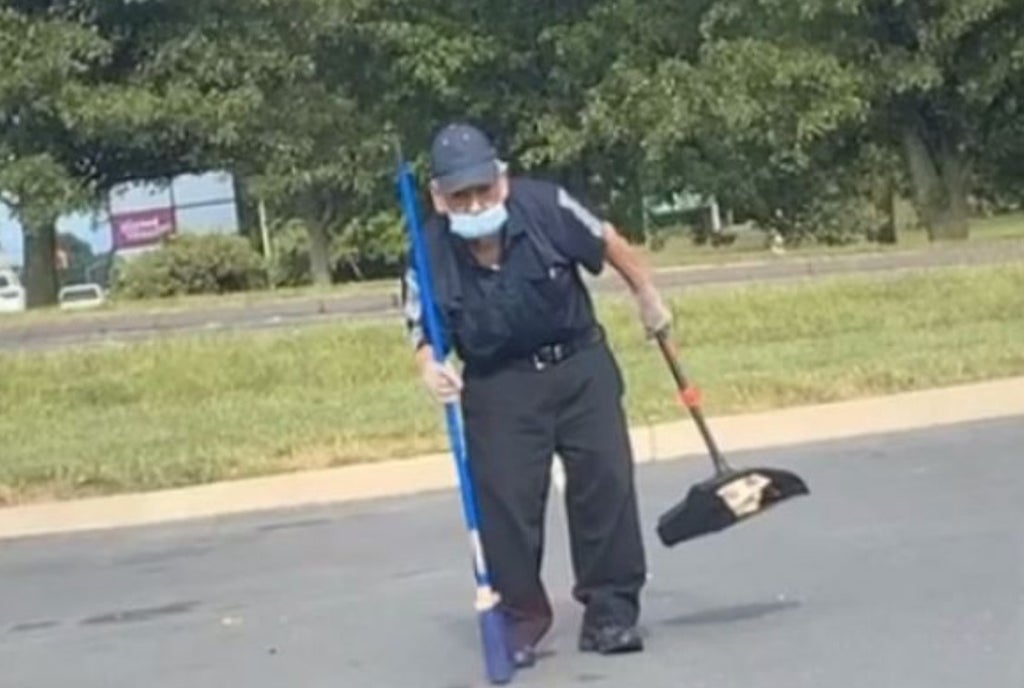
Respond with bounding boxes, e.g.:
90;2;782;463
395;154;516;685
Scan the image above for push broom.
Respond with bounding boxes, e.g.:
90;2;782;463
653;330;810;546
396;153;516;685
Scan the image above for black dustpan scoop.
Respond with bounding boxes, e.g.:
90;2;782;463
653;331;810;547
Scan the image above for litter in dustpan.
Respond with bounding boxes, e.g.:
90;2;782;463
657;467;810;546
652;332;810;547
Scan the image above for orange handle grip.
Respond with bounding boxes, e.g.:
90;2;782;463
678;386;703;409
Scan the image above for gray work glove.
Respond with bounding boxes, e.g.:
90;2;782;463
421;359;463;404
635;284;672;338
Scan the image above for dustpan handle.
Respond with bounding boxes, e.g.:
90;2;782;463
655;330;732;476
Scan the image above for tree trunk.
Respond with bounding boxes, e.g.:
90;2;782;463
306;221;332;286
901;123;969;241
934;137;970;240
22;217;60;308
878;179;898;245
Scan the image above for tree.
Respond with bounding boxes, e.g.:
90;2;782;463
521;0;868;241
7;0;1019;300
0;1;314;306
0;9;102;305
699;0;1024;240
519;0;1024;243
236;0;470;285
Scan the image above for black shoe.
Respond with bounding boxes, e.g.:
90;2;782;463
578;624;644;655
511;645;537;668
504;603;552;669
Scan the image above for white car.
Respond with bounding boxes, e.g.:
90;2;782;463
59;283;106;311
0;268;26;314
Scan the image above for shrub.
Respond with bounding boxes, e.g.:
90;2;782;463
112;233;267;299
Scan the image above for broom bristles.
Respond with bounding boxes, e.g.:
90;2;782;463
478;605;515;684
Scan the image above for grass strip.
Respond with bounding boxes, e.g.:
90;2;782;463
1;263;1022;505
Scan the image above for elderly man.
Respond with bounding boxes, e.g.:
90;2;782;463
403;122;671;666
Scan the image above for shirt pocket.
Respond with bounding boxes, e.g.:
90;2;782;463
452;276;514;361
505;248;574;341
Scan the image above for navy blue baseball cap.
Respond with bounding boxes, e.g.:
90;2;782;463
430;123;501;194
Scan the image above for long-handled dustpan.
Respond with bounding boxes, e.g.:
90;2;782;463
653;331;810;547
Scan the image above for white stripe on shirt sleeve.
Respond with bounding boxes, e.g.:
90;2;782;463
557;187;606;239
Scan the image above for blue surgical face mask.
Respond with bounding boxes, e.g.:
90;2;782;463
449;203;508;240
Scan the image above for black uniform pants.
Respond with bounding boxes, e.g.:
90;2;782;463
462;337;647;648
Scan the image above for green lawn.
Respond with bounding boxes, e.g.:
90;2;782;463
642;212;1024;267
1;263;1022;506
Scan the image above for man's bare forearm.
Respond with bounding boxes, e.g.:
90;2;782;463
603;222;657;294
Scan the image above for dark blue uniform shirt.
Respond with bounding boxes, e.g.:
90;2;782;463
404;177;609;370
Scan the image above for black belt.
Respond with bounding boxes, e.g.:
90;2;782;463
463;326;605;377
527;326;604;370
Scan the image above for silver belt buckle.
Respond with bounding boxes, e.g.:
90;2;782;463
533;343;565;370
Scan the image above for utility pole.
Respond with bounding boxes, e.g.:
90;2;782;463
257;198;274;290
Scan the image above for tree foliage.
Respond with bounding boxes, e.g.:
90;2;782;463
2;0;1022;305
1;0;316;304
695;0;1024;238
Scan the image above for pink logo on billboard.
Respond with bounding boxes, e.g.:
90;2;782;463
111;207;176;249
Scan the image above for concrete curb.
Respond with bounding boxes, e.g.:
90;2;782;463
1;377;1021;542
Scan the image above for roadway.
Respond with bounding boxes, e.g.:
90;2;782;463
1;418;1021;687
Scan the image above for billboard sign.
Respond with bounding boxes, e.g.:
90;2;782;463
110;207;176;250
